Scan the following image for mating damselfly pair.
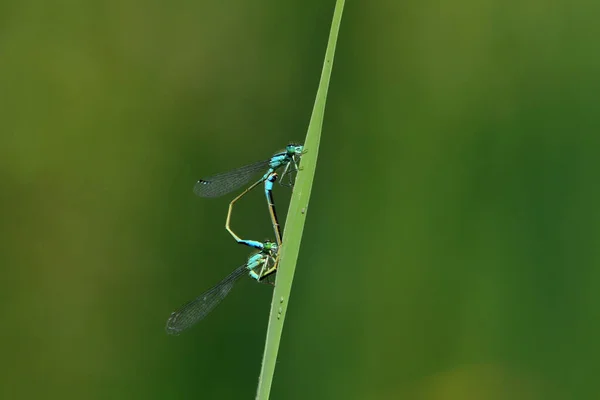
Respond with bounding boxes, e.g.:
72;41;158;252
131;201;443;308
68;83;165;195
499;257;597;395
165;144;304;335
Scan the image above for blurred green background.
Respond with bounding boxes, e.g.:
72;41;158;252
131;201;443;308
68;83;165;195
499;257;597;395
1;0;599;399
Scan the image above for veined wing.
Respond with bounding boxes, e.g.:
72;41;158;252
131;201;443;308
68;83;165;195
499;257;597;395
193;159;270;198
165;264;248;335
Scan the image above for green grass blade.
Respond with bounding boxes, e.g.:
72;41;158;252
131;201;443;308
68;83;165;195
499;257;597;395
255;1;345;399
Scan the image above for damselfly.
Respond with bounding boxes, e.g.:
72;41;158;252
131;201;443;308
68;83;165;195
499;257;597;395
165;241;278;335
166;175;283;335
193;144;303;198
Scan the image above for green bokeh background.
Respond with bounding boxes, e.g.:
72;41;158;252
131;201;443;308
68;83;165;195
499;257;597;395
1;1;599;399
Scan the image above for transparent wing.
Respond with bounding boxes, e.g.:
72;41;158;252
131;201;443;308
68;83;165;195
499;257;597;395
193;160;270;198
165;264;248;335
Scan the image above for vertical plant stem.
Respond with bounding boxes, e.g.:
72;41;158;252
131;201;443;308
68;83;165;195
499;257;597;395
255;1;345;398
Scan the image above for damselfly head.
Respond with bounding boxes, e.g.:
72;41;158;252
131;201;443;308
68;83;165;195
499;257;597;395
263;240;278;254
285;144;304;156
